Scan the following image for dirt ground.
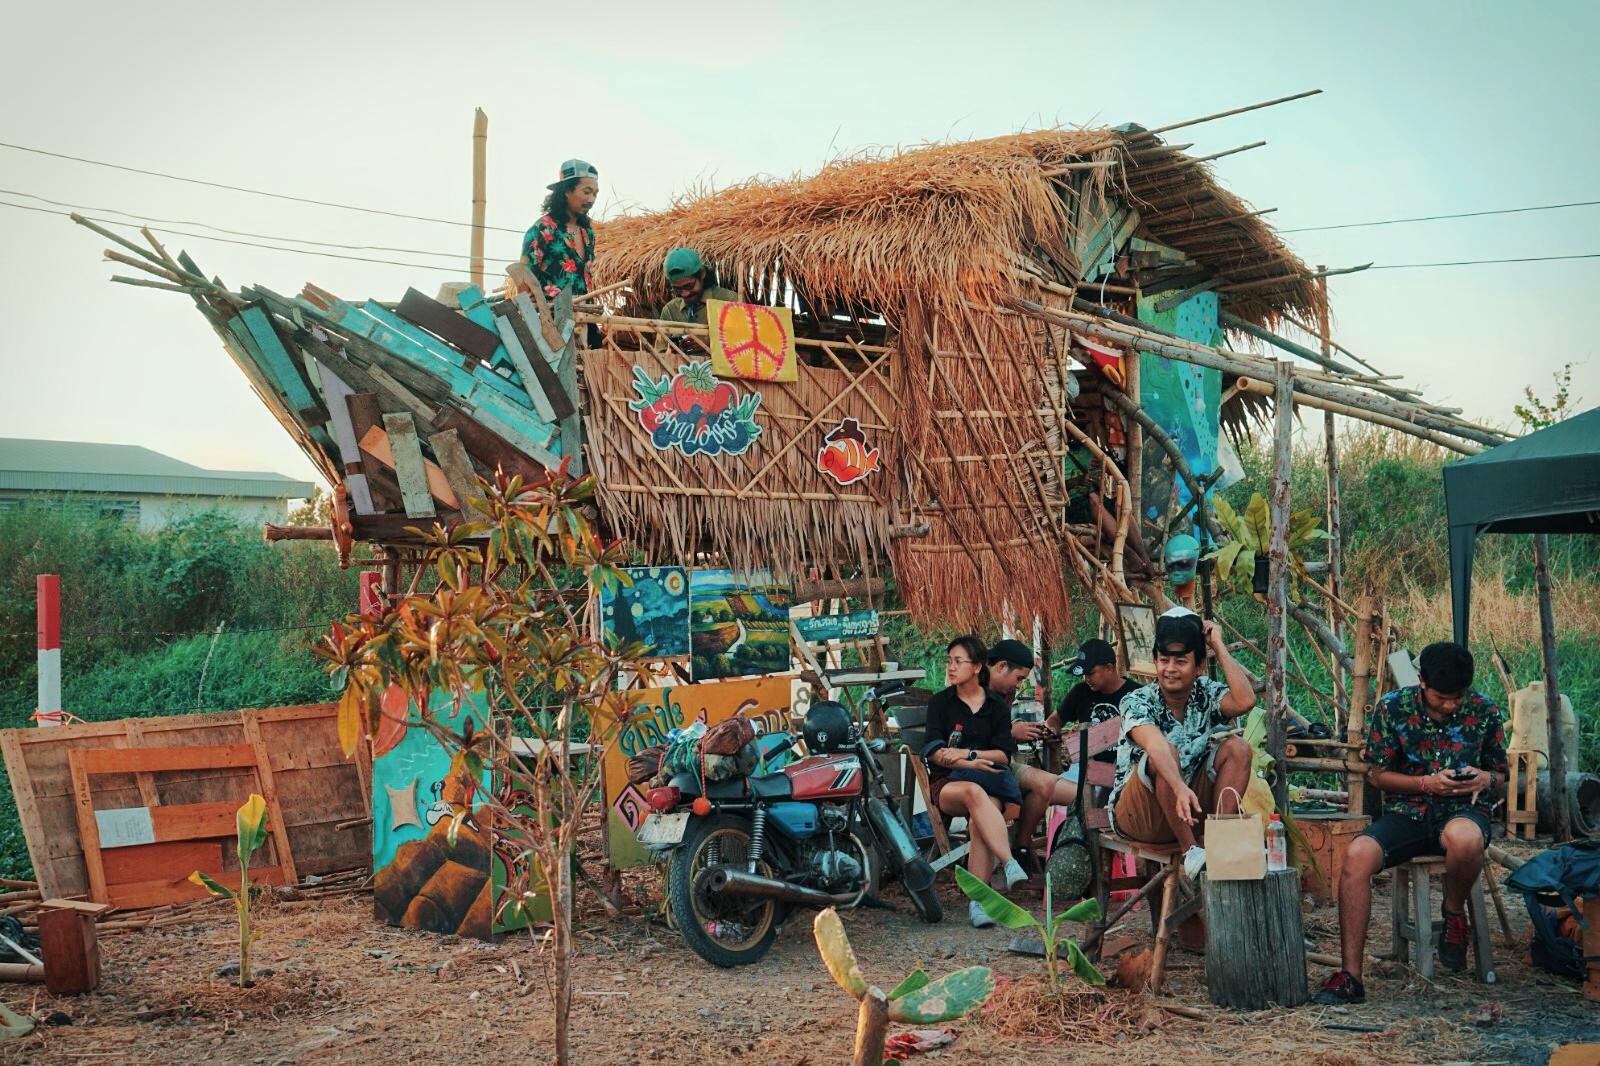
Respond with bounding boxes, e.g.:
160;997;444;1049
2;868;1595;1066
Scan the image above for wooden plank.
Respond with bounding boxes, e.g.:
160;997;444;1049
146;801;238;842
396;287;501;361
494;301;573;420
105;865;287;910
344;394;404;513
554;288;583;474
358;301;532;410
242;712;299;884
379;413;437;518
434;410;547;483
311;357;377;514
67;753;108;905
120;720;162;809
428;429;486;521
237;305;323;419
1;730;52;893
76;744;257;776
358;424;457;510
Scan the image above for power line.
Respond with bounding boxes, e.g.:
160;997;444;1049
1;187;515;262
1366;252;1600;270
0;198;474;274
0;138;529;234
1282;199;1600;233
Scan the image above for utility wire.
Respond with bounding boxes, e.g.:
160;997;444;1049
1282;199;1600;233
0;187;516;262
1366;253;1600;270
0;138;528;234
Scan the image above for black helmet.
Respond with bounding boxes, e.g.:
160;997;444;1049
803;701;853;753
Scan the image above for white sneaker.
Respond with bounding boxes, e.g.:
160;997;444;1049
1002;858;1029;891
1182;845;1206;881
969;900;996;928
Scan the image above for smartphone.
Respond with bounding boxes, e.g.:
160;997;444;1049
1450;768;1477;781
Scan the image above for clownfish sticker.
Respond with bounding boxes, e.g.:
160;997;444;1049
816;417;880;486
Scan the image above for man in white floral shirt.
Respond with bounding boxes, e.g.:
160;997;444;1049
1108;608;1256;880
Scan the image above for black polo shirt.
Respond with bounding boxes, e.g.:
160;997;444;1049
926;685;1017;762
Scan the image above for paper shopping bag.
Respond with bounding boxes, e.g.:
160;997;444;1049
1204;808;1265;881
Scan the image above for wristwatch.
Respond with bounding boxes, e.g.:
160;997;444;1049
968;749;978;763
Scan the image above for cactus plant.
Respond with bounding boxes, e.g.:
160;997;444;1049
188;793;270;987
813;908;992;1066
955;866;1105;986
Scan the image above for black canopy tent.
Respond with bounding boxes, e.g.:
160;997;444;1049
1445;406;1600;643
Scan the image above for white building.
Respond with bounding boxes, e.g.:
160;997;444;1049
0;438;315;530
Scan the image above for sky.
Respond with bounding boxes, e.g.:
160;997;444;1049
2;1;1596;488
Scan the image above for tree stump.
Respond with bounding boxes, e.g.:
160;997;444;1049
1203;868;1308;1008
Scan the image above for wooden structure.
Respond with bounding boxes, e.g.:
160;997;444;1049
1203;868;1308;1008
0;703;369;904
1388;858;1495;983
1294;812;1370;902
1506;749;1539;839
37;899;108;995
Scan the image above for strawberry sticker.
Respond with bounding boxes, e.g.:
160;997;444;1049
628;360;763;457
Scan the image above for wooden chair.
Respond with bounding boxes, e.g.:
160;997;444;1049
1073;715;1204;994
1388;857;1496;982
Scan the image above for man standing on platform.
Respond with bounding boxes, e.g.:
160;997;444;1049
1107;608;1256;880
1315;641;1507;1004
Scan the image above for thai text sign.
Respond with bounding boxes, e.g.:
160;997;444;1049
792;610;881;644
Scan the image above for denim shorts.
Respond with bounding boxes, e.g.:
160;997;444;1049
1357;809;1492;870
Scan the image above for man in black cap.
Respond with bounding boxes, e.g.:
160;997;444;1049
1051;639;1140;766
984;638;1079;869
1107;607;1255;881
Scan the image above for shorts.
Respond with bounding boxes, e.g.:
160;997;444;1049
1357;809;1492;870
1110;748;1221;844
931;774;1022;822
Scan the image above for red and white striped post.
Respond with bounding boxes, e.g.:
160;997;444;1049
359;571;384;619
36;575;62;727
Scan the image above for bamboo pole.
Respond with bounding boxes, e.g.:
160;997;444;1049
1346;594;1378;815
1124;90;1323;141
1156;208;1278;239
1231;379;1480;455
470;108;488;290
1099;384;1224;543
1131;141;1267;179
1533;534;1571;841
1266;359;1293;812
1317;270;1347;732
1124;338;1143;536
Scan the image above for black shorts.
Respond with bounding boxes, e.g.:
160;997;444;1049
1357;809;1492;870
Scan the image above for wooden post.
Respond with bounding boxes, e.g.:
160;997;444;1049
470;108;488;290
1316;270;1346;731
1125;346;1143;537
1346;594;1376;815
1266;359;1293;811
1532;534;1571;841
1203;869;1308;1008
35;575;62;727
853;986;890;1066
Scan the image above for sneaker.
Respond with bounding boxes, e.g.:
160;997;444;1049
1312;970;1366;1004
969;900;996;929
1440;908;1470;971
1002;858;1029;891
1182;845;1206;881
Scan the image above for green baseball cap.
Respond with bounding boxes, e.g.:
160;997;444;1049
664;246;705;282
548;158;598;190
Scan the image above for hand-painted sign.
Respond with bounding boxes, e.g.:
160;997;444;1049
792;609;880;644
690;568;792;681
599;566;691;658
708;299;797;382
816;417;880;486
629;360;763;457
604;675;792;868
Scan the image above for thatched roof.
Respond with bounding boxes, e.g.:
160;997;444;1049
595;127;1323;328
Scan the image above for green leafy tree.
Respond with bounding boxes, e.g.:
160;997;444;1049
1513;362;1577;430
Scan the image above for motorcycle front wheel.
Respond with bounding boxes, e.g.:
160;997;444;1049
668;813;781;968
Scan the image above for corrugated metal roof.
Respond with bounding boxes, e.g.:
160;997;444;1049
0;438;316;499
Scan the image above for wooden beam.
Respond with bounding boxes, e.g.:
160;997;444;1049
428;429;486;522
344;394;403;512
1266;359;1294;813
378;414;439;518
396;287;501;362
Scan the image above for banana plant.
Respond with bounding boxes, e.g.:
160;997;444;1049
955;867;1105;986
189;793;271;987
814;908;992;1066
1208;492;1327;593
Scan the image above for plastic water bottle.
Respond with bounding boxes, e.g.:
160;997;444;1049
1265;813;1288;871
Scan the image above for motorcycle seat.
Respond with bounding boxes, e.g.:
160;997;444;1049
748;773;793;801
667;773;746;800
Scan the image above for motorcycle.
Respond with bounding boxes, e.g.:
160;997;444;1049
637;699;942;967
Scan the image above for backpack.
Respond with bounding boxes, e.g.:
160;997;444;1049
1504;839;1600;981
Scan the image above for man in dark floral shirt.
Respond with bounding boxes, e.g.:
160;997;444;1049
1316;641;1507;1004
523;158;598;299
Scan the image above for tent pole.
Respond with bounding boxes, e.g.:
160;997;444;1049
1317;269;1346;735
1532;534;1571;841
1266;359;1294;812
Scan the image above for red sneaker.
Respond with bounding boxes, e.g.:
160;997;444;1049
1312;970;1366;1004
1440;908;1470;971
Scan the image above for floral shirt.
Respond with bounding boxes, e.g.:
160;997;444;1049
523;213;595;298
1108;676;1229;830
1365;686;1508;821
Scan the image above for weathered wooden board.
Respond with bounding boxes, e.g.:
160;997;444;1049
345;393;404;512
493;301;574;420
428;429;486;521
397;287;502;362
358;423;457;511
0;704;368;900
380;412;438;518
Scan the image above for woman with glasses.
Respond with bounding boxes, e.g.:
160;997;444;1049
923;635;1030;927
657;247;737;351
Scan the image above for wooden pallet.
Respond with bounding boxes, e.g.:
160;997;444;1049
1506;749;1538;839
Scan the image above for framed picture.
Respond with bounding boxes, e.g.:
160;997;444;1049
1115;602;1157;676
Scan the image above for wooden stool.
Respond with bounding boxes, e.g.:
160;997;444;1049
1388;858;1495;982
1506;750;1538;839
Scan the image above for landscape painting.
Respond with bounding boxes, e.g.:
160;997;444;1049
689;568;794;681
599;566;691;658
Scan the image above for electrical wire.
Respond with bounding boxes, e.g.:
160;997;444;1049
1282;199;1600;233
0;138;528;233
1365;253;1600;270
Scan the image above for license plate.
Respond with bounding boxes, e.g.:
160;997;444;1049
637;811;691;846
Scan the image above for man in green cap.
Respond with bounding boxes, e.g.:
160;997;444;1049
658;246;736;349
523;158;599;299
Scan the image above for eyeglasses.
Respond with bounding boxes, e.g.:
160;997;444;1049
945;657;974;666
669;280;699;294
